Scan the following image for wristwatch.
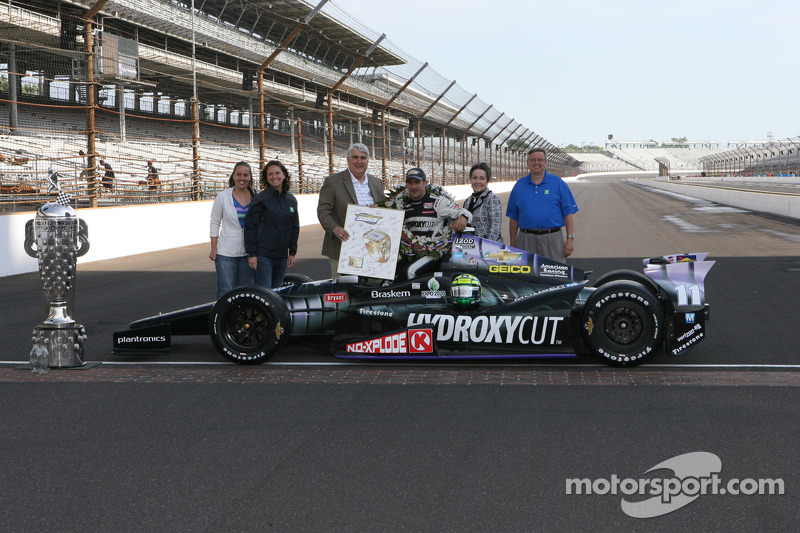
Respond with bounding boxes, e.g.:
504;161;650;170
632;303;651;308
567;234;575;239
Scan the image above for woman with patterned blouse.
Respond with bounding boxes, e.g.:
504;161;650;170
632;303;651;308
463;162;503;243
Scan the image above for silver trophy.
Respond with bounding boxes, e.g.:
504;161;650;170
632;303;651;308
24;169;90;370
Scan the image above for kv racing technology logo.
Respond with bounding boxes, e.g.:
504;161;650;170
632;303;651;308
566;451;784;518
407;313;563;345
346;328;433;354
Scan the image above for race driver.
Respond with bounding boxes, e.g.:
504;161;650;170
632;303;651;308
398;167;471;279
402;167;471;240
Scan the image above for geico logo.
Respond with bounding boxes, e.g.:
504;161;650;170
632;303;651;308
407;313;564;345
489;265;531;273
117;336;167;343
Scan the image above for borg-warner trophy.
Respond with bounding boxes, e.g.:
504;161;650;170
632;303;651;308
24;169;90;370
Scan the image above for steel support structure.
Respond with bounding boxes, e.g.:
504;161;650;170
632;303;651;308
414;80;457;166
257;0;328;169
380;62;428;183
440;94;476;185
327;34;385;174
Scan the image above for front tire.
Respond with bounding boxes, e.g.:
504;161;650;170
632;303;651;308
581;281;664;367
209;287;291;364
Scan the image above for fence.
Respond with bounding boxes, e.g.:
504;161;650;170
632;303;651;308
700;138;800;177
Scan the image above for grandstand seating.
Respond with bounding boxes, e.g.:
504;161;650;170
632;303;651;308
1;97;442;210
605;146;709;172
569;152;639;173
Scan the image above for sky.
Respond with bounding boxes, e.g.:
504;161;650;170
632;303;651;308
325;0;799;148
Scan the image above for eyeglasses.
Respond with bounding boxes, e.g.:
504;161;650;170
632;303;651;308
529;158;546;163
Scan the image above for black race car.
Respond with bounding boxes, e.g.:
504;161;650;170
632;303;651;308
114;234;714;367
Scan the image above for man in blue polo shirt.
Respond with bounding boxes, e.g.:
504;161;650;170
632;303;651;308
506;148;578;260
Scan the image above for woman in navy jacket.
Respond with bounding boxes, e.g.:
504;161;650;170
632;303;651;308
244;160;299;288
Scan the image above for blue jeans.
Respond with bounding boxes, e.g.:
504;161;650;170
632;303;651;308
254;256;288;289
215;255;253;299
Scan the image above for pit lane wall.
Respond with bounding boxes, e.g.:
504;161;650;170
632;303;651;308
636;176;800;220
1;183;514;278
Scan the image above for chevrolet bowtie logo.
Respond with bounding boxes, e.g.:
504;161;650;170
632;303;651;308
354;213;382;224
485;250;523;263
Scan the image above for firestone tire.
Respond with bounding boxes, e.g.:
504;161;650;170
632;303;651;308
209;287;291;364
581;281;664;367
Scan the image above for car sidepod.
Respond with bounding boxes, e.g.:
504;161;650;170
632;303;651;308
334;277;588;360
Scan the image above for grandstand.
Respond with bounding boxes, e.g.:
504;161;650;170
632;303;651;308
699;137;800;177
592;137;800;178
568;152;639;174
0;0;578;211
603;140;720;173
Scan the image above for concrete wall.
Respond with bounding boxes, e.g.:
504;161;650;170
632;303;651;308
641;178;800;220
575;170;658;180
1;194;321;278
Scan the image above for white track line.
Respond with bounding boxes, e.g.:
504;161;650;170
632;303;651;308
2;361;800;369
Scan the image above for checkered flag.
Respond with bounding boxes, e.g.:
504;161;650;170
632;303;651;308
46;169;70;205
56;190;72;206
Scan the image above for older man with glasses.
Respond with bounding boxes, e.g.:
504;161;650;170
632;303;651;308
317;143;387;279
506;148;578;261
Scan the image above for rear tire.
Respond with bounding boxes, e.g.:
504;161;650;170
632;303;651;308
209;287;291;364
581;281;664;367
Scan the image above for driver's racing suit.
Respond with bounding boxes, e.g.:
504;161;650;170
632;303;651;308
403;191;472;239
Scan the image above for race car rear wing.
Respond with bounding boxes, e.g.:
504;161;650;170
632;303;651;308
642;253;715;357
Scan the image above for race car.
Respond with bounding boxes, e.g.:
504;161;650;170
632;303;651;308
114;234;714;367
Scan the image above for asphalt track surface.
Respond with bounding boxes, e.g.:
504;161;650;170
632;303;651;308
1;176;799;530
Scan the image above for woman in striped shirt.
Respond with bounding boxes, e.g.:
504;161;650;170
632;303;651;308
209;161;256;299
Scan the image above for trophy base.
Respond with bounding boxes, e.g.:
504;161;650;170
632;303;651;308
32;324;87;368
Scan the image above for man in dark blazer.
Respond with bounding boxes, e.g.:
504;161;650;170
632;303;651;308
317;143;387;278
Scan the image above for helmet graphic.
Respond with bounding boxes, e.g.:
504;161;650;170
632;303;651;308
451;274;482;308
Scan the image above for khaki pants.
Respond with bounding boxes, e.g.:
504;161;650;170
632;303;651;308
516;230;566;262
